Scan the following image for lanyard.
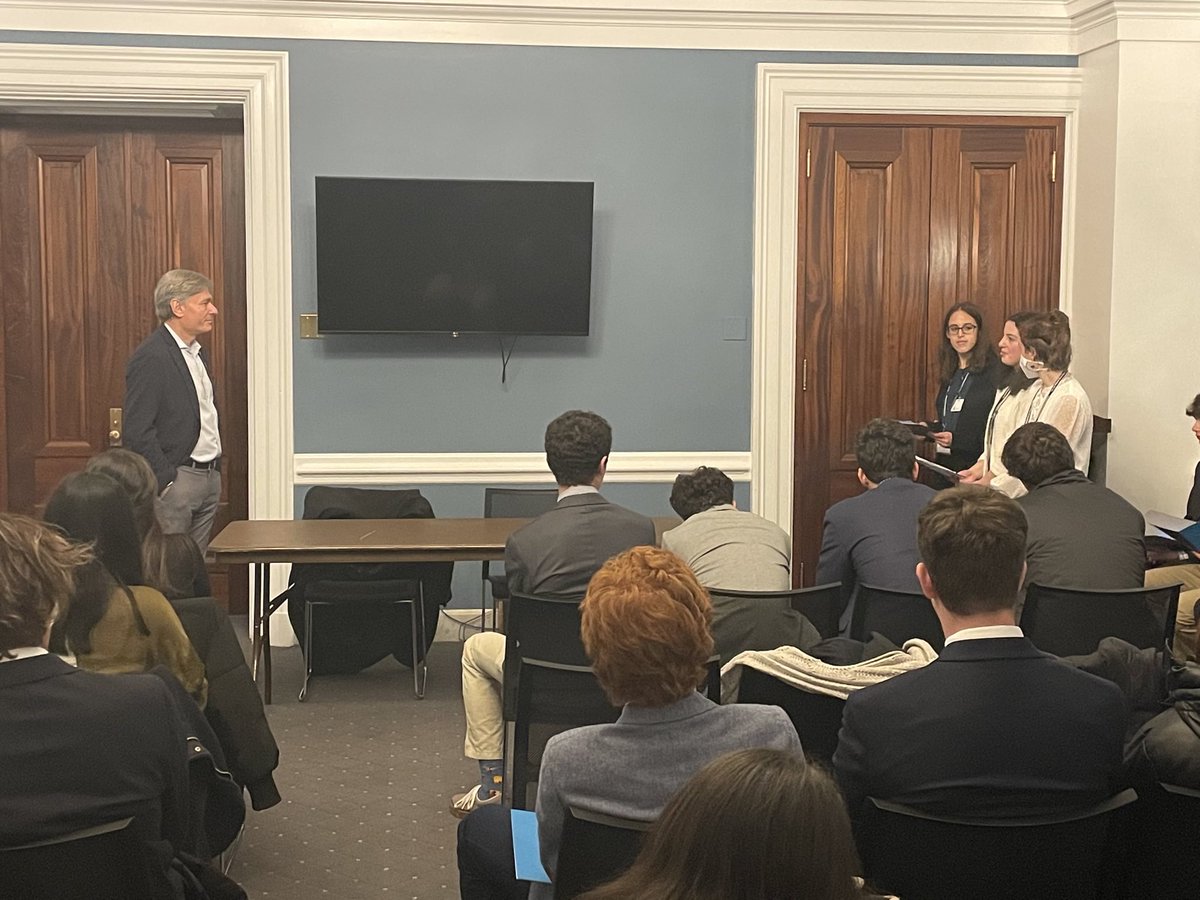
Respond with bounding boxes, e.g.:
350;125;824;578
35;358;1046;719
942;371;971;423
984;389;1010;471
1025;372;1068;425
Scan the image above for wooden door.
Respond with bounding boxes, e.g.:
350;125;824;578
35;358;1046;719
0;116;248;613
793;115;1063;585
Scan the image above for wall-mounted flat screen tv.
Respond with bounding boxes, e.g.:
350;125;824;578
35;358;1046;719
315;176;594;335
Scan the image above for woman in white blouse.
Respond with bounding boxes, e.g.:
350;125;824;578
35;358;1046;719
960;310;1092;498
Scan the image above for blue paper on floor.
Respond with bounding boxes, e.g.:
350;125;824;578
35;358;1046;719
511;809;551;883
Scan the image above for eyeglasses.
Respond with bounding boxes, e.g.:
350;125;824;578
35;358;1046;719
947;324;978;335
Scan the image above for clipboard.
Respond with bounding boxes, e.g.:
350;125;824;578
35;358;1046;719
1145;510;1200;553
916;456;961;483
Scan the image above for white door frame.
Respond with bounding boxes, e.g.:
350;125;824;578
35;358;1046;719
750;63;1083;533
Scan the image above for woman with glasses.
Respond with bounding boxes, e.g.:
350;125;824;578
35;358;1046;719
926;303;1002;478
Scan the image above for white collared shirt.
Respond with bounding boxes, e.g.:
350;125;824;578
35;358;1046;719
0;646;48;663
943;624;1024;646
558;485;600;501
167;325;221;462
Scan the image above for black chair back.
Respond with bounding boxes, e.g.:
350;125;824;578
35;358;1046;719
287;486;452;673
1123;781;1200;899
553;807;652;900
0;818;161;900
1021;583;1181;658
735;667;845;763
857;790;1137;900
707;582;843;641
850;584;943;650
482;488;559;602
504;592;619;809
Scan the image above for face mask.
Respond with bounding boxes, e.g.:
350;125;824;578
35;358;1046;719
1019;356;1044;378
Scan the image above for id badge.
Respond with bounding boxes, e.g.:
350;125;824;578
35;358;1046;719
951;398;965;413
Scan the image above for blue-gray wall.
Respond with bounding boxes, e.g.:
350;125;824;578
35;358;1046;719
2;30;1074;604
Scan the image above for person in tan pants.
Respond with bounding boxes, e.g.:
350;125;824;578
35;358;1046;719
1144;392;1200;663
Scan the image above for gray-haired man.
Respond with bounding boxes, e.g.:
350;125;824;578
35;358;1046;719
124;269;223;553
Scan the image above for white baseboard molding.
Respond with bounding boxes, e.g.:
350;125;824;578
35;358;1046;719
293;451;751;485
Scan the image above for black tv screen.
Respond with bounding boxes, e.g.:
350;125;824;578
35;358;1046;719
315;177;594;335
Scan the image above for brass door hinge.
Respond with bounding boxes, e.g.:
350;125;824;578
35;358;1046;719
806;148;811;179
802;357;809;392
1050;150;1057;184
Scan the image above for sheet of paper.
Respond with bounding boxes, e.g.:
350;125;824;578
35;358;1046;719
916;456;960;482
511;809;551;884
1145;510;1200;550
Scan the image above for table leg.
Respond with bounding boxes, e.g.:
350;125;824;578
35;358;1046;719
262;563;273;705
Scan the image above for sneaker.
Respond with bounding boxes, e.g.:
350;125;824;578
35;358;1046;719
451;785;502;818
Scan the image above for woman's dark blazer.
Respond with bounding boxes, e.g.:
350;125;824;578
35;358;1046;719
934;358;1004;473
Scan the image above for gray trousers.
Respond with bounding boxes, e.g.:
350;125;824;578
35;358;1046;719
157;464;222;555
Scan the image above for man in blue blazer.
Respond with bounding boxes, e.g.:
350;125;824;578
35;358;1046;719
816;418;936;633
833;486;1127;820
124;269;223;553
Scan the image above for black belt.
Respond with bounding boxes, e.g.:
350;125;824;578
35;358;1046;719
186;458;220;471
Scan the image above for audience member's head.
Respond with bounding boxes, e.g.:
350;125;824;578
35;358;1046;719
581;750;866;900
856;418;917;486
581;546;713;708
1001;422;1076;490
544;410;612;488
916;485;1027;625
84;449;204;600
669;467;734;520
43;471;149;655
84;448;159;541
44;471;143;586
1019;310;1073;372
0;514;92;658
1188;393;1200;437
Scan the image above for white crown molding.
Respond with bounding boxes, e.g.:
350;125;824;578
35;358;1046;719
0;42;296;525
1069;1;1200;52
751;63;1082;533
293;451;752;485
0;0;1080;54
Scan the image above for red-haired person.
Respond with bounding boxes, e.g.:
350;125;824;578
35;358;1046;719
456;546;800;900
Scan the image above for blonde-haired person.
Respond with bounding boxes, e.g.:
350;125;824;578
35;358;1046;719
581;750;889;900
455;546;800;900
0;513;191;859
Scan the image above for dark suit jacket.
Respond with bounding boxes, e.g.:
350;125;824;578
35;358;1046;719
125;324;216;491
1019;469;1146;592
0;655;190;850
833;637;1127;819
815;478;935;632
505;492;656;596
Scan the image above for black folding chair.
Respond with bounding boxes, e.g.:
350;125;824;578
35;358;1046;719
1123;781;1200;899
503;592;619;809
1021;583;1181;658
735;666;845;764
706;582;842;647
850;584;943;650
0;818;163;900
553;807;652;899
481;488;559;630
857;790;1137;900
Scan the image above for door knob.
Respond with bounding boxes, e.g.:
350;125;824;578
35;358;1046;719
108;407;123;447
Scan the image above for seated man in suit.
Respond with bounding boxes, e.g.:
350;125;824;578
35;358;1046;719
1003;422;1145;604
0;513;191;882
833;486;1127;820
816;418;936;633
453;410;656;816
663;466;817;661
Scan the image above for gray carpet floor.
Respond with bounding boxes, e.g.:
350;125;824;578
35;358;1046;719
227;621;477;900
